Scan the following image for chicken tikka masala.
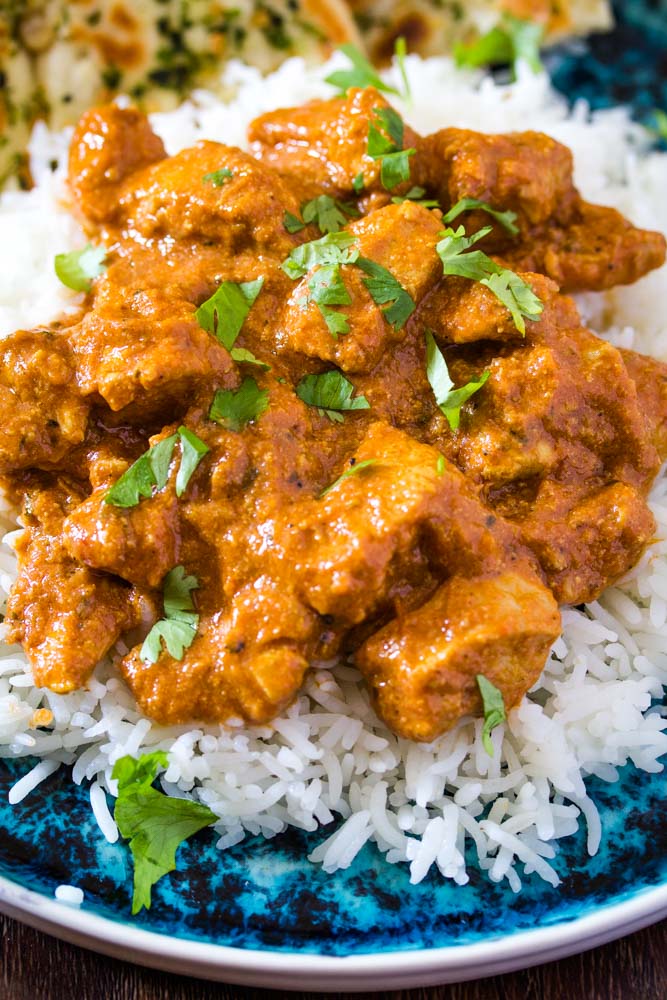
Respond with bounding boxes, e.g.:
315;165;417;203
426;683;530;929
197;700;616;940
1;86;665;743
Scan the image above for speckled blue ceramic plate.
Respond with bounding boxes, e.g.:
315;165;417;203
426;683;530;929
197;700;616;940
1;2;667;990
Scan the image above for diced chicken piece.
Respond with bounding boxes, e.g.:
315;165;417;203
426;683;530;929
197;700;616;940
5;486;142;692
249;87;420;197
357;570;560;743
452;292;660;494
69;285;236;415
68;105;166;226
417;128;576;229
418;272;557;345
287;421;534;625
519;481;656;604
0;329;90;473
121;578;316;725
277;201;442;372
116;142;305;257
620;348;667;461
63;487;181;590
506;202;667;292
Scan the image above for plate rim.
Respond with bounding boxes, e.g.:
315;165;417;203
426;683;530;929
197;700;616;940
1;871;665;990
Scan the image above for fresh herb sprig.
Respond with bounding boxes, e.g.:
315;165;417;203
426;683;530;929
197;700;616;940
202;168;233;186
425;331;490;431
296;371;369;422
105;428;209;508
209;377;269;432
55;244;107;292
455;15;544;77
284;195;360;236
140;566;200;664
443;197;519;236
320;459;378;498
367;106;415;190
112;751;217;914
195;278;264;355
356;256;415;330
436;226;543;334
476;674;507;756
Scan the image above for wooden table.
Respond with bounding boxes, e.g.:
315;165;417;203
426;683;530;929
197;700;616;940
2;913;664;998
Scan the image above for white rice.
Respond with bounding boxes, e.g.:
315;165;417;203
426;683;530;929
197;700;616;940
0;53;666;893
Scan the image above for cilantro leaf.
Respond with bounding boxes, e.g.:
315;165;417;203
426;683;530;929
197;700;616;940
299;262;352;339
355;256;416;329
195;278;264;350
281;231;358;279
645;109;667;143
320;459;378;498
425;331;490;430
283;210;305;233
209;377;269;432
476;674;507;756
229;347;270;370
105;434;178;508
140;566;199;664
480;271;543;336
436;226;543;334
391;186;439;208
394;36;411;104
54;244;106;292
202;168;233;187
296;371;369;422
175;426;209;497
443;197;519;236
455;15;543;76
352;172;365;194
325;43;399;96
436;454;446;476
112;752;216;914
367;107;415;190
302;195;360;235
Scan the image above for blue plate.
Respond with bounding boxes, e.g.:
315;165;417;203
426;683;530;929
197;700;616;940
1;1;666;988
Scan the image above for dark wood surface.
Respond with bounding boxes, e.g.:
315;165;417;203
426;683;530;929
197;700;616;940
1;913;665;999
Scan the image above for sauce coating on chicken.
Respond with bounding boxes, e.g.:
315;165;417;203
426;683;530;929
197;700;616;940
1;89;666;742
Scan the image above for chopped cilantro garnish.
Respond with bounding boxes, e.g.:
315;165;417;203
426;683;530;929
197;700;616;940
195;278;264;350
140;566;200;665
175;427;209;498
356;256;415;330
105;435;177;508
476;674;507;756
281;231;358;279
105;427;208;508
284;196;359;236
112;751;216;914
209;377;269;432
229;347;270;370
391;186;440;208
367;107;415;190
436;226;543;334
296;371;369;422
300;262;352;339
646;109;667;143
202;168;233;186
284;210;305;233
425;331;490;430
436;454;446;476
455;15;543;76
320;458;378;498
352;172;365;194
325;43;400;96
54;244;106;292
394;36;411;104
443;197;519;236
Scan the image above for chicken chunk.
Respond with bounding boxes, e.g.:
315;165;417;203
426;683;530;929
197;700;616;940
0;329;90;474
357;570;560;743
249;87;420;198
277;201;442;372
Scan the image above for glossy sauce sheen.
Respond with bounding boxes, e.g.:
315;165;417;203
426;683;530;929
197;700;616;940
1;88;666;742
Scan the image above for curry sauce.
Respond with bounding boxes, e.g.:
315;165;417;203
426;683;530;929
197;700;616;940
0;87;665;742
